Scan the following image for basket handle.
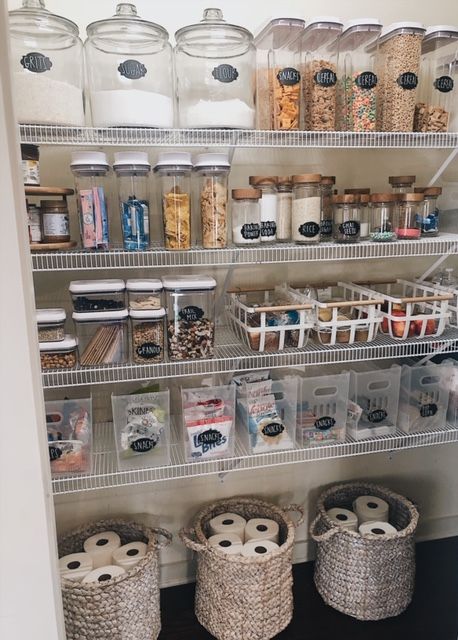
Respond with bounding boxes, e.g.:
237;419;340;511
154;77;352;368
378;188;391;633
282;504;305;527
309;514;341;542
153;527;173;549
179;527;207;553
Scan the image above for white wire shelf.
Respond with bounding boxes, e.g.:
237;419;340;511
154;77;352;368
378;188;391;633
20;125;458;148
41;328;458;389
51;421;458;494
31;234;458;271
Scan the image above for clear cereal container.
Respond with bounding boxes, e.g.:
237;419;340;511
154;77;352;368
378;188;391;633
126;279;163;310
73;309;128;367
69;279;126;312
130;309;165;364
162;275;216;361
40;335;77;370
194;153;231;249
296;16;343;131
376;22;426;131
36;308;66;342
154;152;192;251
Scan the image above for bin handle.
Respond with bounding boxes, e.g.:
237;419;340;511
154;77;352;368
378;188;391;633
179;527;207;553
153;527;173;549
309;514;341;542
282;504;305;527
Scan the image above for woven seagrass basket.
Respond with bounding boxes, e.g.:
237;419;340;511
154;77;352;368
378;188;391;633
310;482;419;621
180;497;304;640
58;519;172;640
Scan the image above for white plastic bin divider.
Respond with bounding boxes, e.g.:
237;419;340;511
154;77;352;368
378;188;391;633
111;391;170;471
298;372;350;447
45;397;92;476
181;384;236;462
350;279;452;340
347;364;401;440
398;362;453;434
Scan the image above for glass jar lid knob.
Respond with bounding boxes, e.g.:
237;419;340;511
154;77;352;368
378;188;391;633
115;3;137;17
201;8;225;23
21;0;45;9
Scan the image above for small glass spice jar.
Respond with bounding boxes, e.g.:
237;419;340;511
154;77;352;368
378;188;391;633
320;176;335;240
396;193;423;239
154;152;192;251
194;152;230;249
276;176;292;242
130;308;165;363
415;186;442;236
248;176;278;242
231;188;261;245
332;194;361;243
369;193;397;242
291;173;322;244
389;175;416;194
40;200;70;243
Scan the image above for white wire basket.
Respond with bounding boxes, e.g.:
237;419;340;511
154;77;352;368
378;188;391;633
429;281;458;328
351;279;453;340
226;284;315;352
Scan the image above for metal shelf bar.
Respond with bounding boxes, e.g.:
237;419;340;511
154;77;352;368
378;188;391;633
51;421;458;494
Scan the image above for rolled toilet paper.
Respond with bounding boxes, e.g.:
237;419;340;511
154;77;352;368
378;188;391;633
326;508;358;532
209;513;247;541
59;552;93;582
82;565;126;585
244;518;280;544
83;531;121;569
208;533;243;555
359;521;398;536
241;540;279;558
353;496;389;524
112;541;148;569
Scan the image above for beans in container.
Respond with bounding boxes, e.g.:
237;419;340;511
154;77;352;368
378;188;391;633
37;308;66;342
130;309;165;364
40;335;78;370
126;278;162;310
69;279;126;312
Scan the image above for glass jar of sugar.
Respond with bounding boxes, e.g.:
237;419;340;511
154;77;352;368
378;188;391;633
249;176;278;242
84;3;173;127
174;8;256;128
9;0;84;126
231;189;261;245
291;174;322;244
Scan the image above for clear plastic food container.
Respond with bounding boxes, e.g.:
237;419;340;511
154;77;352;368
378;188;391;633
194;153;230;249
36;308;66;342
69;279;126;312
154;152;192;251
84;3;174;127
174;8;256;128
130;309;165;364
40;334;78;370
126;278;163;310
73;309;128;367
163;275;216;361
254;18;305;130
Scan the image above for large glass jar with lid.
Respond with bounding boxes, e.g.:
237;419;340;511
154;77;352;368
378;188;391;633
9;0;84;125
84;3;174;127
292;174;322;243
174;8;256;128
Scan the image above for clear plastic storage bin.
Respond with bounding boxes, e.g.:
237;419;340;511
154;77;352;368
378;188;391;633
194;153;230;249
112;391;170;471
298;371;350;446
130;309;165;364
84;3;174;127
181;384;236;461
398;363;452;433
73;310;128;366
40;335;77;370
69;279;126;312
46;397;92;475
163;275;216;361
154;152;192;251
36;308;66;342
113;152;151;251
126;278;163;310
347;364;401;439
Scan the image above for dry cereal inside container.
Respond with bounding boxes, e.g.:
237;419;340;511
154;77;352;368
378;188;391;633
163;275;216;361
130;309;165;363
69;279;126;312
36;308;66;342
254;18;305;130
297;17;343;131
194;153;230;249
73;309;128;366
154;152;192;250
40;335;78;370
376;22;425;131
126;278;163;310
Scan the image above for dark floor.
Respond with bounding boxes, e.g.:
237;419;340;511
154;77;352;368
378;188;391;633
159;537;458;640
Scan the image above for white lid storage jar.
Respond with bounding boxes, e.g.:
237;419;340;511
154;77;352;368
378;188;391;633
69;279;126;312
36;308;66;342
72;309;129;367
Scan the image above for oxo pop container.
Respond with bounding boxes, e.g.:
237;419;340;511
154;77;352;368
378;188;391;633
126;278;163;310
113;152;151;251
40;335;78;370
130;308;165;364
194;153;231;249
73;309;128;366
154;152;192;251
69;279;126;312
162;275;216;361
36;308;66;342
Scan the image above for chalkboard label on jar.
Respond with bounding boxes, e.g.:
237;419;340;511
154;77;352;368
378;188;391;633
118;59;147;80
320;219;333;236
299;222;320;238
195;428;226;452
49;445;62;462
277;67;301;86
314;416;336;431
355;71;378;89
20;52;52;73
368;409;388;424
314;68;337;87
241;223;260;240
397;72;418;90
420;403;438;418
130;437;156;453
179;305;204;322
434;75;454;93
261;422;285;438
212;64;239;83
136;342;162;359
261;221;277;237
339;221;360;236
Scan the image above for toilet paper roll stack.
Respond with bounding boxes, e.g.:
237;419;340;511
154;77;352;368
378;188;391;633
245;518;280;544
326;508;359;532
82;565;126;584
353;496;390;524
241;540;279;557
209;513;247;541
208;533;243;555
83;531;121;568
359;521;397;536
113;542;148;569
59;552;93;582
207;513;281;557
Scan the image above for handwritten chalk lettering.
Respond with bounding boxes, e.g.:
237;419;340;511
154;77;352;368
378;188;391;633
241;223;260;240
420;403;438;418
261;422;285;437
299;221;320;238
397;72;418;90
434;75;454;93
314;416;336;431
339;220;360;236
314;68;337;87
355;71;378;89
368;409;388;423
49;445;62;461
277;67;301;86
136;342;162;359
193;428;227;455
179;305;204;322
212;64;239;83
118;59;147;80
130;437;155;453
20;52;52;73
320;219;333;236
261;221;277;237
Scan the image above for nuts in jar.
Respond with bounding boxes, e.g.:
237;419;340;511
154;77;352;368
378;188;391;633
39;335;78;370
